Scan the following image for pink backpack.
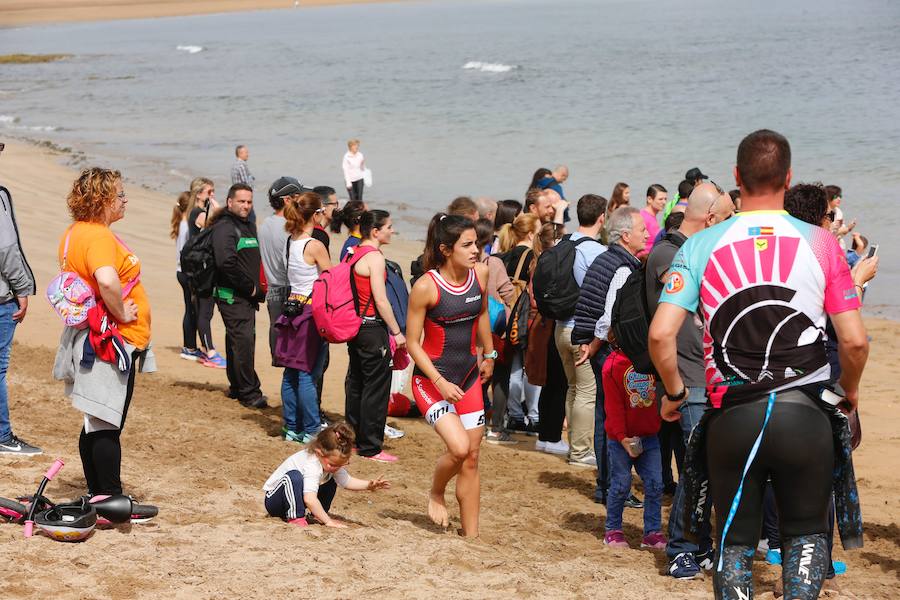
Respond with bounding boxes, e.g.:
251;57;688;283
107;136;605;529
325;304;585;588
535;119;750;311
311;245;377;343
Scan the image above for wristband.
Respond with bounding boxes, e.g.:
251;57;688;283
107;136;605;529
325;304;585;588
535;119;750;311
390;330;400;336
483;350;498;360
666;387;687;403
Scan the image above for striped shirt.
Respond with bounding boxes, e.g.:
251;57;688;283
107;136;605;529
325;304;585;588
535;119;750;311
230;158;255;189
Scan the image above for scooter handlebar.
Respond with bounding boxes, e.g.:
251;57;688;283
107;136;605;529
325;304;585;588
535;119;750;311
44;459;64;481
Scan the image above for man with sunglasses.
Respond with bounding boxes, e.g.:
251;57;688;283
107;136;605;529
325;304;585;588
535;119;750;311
0;142;41;456
312;186;339;252
645;182;733;579
260;177;312;366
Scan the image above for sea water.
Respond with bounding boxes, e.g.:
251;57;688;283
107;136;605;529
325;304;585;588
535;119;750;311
1;0;899;312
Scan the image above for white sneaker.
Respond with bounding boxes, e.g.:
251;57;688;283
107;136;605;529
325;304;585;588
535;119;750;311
542;440;570;455
535;440;547;451
568;454;597;468
384;424;405;439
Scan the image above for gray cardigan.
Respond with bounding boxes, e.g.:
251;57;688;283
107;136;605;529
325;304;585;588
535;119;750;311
0;186;36;304
53;328;156;428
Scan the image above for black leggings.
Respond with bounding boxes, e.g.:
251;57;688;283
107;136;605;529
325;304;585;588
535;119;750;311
345;323;391;457
194;295;215;352
78;351;139;496
177;271;198;350
707;391;833;600
348;179;364;203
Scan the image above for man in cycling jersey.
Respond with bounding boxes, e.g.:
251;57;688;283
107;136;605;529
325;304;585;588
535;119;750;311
649;129;869;600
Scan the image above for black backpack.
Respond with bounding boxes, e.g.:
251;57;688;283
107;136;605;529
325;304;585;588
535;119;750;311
532;235;595;320
180;226;218;298
180;219;241;298
611;231;686;375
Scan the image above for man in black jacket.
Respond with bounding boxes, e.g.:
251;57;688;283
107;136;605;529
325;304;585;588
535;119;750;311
212;183;266;408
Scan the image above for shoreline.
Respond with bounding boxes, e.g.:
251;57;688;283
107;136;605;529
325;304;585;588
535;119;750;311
0;0;413;28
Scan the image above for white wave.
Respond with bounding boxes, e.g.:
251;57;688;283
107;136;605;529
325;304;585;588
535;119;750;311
462;61;516;73
0;116;58;131
176;45;204;54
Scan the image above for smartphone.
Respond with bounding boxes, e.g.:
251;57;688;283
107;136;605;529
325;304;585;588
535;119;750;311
867;244;878;259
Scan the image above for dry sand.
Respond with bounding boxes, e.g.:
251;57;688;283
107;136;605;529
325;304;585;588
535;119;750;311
0;0;411;28
0;140;897;599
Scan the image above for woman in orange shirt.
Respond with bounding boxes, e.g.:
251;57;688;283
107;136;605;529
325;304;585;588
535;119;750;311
58;168;152;497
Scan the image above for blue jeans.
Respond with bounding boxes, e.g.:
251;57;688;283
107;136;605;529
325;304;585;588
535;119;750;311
0;301;18;442
508;350;540;424
665;387;713;559
281;368;320;435
592;346;612;499
606;435;663;534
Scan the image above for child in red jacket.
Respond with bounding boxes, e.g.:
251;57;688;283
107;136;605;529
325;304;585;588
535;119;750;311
602;349;666;549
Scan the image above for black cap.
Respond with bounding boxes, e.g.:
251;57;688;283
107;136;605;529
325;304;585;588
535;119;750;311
685;167;708;183
268;176;312;202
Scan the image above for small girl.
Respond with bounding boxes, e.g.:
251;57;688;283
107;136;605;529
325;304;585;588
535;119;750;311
263;422;390;528
602;349;666;549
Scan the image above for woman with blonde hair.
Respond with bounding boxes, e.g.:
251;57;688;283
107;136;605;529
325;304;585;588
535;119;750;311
171;191;200;361
184;176;225;368
496;212;541;433
275;192;331;444
55;167;154;498
342;139;366;203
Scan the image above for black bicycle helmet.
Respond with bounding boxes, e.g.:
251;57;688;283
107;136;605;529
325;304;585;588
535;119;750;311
35;499;97;542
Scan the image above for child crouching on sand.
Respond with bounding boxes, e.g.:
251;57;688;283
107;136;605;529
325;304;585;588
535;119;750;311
263;422;390;528
602;350;667;550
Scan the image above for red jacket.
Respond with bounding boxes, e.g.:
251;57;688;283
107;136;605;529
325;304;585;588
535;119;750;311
603;350;661;442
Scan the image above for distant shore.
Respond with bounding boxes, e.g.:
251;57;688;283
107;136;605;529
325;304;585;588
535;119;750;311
0;0;411;28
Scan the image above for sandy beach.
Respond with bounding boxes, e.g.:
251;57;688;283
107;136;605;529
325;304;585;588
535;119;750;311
0;136;898;599
0;0;410;28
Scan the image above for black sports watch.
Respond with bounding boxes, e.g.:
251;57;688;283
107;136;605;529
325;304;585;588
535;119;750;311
667;387;688;403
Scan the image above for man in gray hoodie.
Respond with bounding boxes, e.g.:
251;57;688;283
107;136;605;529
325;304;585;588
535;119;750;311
0;142;41;456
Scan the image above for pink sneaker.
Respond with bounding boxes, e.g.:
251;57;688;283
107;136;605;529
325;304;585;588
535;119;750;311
288;517;308;527
362;451;398;463
604;530;629;548
641;531;667;549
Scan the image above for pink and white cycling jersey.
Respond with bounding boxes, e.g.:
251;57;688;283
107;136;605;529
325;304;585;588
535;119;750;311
660;210;859;408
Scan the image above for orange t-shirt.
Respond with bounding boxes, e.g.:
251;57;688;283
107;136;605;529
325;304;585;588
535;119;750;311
58;222;151;348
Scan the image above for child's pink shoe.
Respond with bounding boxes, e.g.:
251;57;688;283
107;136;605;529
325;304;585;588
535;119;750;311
362;451;398;463
288;517;309;527
604;530;629;548
641;531;667;549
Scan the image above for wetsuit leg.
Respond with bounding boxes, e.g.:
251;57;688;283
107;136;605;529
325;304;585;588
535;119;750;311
707;392;834;600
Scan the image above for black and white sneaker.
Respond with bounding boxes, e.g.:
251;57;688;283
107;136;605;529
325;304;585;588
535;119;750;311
0;435;42;456
695;548;715;571
624;494;644;509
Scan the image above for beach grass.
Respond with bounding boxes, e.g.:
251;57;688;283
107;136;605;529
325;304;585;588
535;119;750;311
0;53;71;64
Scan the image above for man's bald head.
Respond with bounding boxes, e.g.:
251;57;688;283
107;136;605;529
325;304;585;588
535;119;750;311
552;165;569;182
684;182;734;229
